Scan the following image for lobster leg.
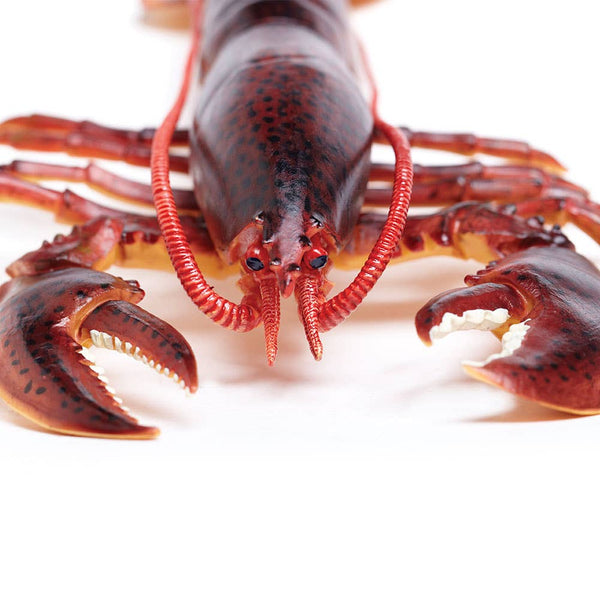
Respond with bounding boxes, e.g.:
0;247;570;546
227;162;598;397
0;171;219;274
0;114;189;172
0;114;190;148
367;162;587;208
366;162;600;244
338;202;573;269
374;126;563;169
1;159;196;211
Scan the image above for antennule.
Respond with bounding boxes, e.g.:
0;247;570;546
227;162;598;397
296;275;324;361
259;275;280;366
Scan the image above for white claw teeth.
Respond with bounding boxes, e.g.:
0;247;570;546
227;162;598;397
78;346;95;362
464;320;531;368
430;308;510;340
86;330;187;390
90;330;114;351
90;329;101;347
467;311;485;325
427;309;531;370
89;363;105;375
101;332;114;350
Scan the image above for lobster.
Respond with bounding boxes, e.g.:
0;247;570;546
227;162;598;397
0;0;598;438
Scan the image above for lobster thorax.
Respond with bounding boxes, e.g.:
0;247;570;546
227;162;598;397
190;0;373;294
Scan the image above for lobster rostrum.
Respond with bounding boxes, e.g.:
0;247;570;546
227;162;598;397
0;0;599;438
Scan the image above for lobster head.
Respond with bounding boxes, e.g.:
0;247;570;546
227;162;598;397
187;37;374;364
234;207;341;364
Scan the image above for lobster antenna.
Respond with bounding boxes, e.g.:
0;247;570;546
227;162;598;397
150;1;260;334
317;42;414;332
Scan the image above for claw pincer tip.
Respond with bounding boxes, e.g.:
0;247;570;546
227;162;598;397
0;267;197;438
416;247;600;414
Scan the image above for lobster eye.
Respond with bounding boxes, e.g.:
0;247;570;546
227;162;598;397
309;255;328;269
246;257;265;271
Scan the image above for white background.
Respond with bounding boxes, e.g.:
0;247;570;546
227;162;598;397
1;1;600;598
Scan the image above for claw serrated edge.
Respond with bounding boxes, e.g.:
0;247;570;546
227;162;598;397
88;329;191;393
428;308;531;369
429;308;510;340
463;320;531;368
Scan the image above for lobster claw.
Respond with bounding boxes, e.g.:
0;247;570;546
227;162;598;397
0;267;197;438
415;247;600;414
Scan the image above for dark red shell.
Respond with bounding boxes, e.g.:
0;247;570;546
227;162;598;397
416;247;600;413
0;268;197;438
191;0;373;268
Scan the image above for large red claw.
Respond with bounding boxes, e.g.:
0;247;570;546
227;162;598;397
416;247;600;414
0;267;197;438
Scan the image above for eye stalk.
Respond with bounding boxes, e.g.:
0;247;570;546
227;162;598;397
243;245;270;275
309;255;328;269
246;257;265;271
303;246;329;270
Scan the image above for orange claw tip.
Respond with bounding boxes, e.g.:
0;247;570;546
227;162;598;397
106;424;161;440
1;378;163;440
463;360;600;417
48;422;161;440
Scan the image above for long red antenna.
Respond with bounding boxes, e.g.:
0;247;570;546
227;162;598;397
150;1;260;332
317;43;414;332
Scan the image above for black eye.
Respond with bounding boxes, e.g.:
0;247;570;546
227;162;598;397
309;255;328;269
246;257;265;271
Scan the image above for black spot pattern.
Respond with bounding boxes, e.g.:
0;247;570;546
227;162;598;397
457;247;600;412
0;267;188;437
191;3;373;267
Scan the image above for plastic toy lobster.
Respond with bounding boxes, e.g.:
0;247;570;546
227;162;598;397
0;0;599;438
